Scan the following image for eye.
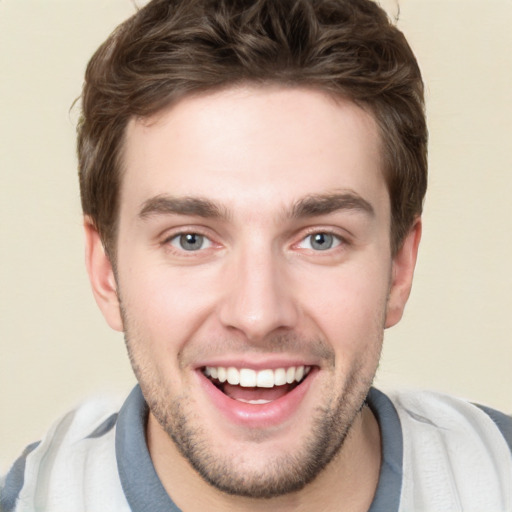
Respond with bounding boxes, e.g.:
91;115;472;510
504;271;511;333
299;232;342;251
169;233;212;251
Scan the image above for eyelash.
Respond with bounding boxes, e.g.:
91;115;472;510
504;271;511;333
169;233;212;251
294;229;347;253
162;229;214;252
161;227;348;255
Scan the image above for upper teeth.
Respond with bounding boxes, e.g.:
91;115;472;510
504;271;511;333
203;365;310;388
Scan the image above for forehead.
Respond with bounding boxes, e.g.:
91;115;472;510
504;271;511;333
120;86;387;219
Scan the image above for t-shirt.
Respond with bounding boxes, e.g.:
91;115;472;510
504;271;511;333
1;386;511;511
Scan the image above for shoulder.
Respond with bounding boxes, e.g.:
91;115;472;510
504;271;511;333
1;396;130;512
386;389;512;512
387;389;512;446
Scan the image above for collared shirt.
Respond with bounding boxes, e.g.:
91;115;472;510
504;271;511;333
2;386;511;511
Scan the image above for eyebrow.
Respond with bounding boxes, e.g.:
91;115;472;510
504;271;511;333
138;191;374;222
139;195;227;219
291;192;375;218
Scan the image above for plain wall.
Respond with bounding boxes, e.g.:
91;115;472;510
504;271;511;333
1;0;511;471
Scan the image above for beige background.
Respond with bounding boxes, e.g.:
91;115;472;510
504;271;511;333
1;0;511;471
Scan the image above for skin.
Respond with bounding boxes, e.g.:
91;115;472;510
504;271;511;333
85;85;421;511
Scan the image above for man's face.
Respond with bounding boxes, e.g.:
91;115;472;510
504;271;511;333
88;86;417;497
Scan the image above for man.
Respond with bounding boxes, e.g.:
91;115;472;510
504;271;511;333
1;0;511;511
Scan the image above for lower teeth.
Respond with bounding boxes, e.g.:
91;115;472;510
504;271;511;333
236;398;272;405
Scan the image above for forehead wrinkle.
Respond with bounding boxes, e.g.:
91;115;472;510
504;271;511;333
138;194;230;220
289;191;375;219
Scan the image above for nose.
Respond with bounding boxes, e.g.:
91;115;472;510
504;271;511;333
218;245;299;342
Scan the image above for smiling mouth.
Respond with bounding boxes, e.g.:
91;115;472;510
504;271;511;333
202;366;312;404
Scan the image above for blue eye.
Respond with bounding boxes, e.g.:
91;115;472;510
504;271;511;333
170;233;212;251
300;232;341;251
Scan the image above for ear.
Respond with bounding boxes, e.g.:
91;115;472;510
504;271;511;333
385;218;422;328
84;216;123;332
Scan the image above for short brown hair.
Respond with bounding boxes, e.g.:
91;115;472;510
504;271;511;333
78;0;427;257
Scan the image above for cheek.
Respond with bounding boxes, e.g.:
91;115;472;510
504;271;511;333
118;262;219;345
297;260;390;348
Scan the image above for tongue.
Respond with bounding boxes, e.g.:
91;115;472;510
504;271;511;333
223;383;294;402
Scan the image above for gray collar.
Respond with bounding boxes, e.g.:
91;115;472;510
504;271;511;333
116;385;403;512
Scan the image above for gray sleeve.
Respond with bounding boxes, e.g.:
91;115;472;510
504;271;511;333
0;441;40;512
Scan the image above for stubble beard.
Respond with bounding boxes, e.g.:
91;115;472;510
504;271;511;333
151;366;374;499
123;328;381;499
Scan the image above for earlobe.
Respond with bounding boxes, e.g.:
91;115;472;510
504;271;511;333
385;218;422;328
84;217;124;332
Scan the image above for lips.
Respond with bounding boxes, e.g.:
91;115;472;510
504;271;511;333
200;364;315;418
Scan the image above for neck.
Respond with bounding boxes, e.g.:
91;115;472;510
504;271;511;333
147;405;381;512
